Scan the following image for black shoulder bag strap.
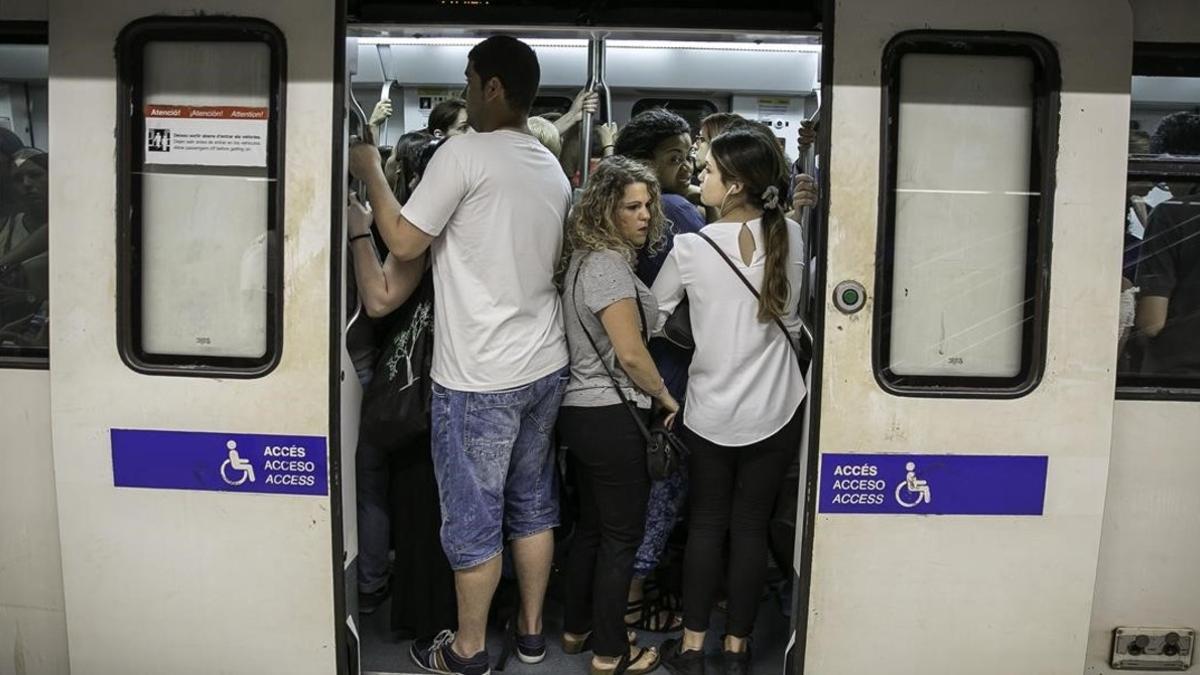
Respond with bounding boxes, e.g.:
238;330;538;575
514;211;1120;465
695;229;813;368
571;253;654;438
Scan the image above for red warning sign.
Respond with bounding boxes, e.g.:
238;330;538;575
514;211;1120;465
143;105;269;120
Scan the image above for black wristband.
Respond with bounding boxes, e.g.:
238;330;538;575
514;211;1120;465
349;233;371;243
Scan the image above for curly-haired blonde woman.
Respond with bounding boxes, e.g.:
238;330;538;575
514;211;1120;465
558;156;678;675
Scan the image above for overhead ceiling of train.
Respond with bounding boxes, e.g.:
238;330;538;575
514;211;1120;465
349;0;823;33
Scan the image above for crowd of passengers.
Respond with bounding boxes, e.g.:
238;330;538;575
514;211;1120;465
346;35;816;675
0;129;48;349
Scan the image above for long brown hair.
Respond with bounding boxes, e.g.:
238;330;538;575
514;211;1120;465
708;125;792;322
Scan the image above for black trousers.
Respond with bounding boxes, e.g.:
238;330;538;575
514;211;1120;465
681;408;802;637
557;404;651;657
389;446;457;640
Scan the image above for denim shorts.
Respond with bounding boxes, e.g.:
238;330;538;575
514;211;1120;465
430;366;568;570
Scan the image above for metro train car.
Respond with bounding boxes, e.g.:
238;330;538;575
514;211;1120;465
1;0;1198;674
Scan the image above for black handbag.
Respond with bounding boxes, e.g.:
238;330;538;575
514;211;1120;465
571;253;687;480
660;297;694;351
695;230;813;370
359;271;435;455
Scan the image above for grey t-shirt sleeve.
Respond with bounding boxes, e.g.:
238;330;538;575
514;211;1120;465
579;249;639;315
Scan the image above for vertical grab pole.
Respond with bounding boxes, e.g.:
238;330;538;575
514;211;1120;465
798;106;820;228
799;105;820;320
346;38;369;328
597;37;611;130
347;36;370;204
347;91;370;203
579;34;607;187
375;44;399;147
378;80;398;145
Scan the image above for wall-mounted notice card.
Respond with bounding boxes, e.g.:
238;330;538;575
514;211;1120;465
144;104;268;168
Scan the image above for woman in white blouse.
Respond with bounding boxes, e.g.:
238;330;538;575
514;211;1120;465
654;125;809;675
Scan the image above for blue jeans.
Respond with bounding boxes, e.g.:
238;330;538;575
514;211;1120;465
430;366;568;571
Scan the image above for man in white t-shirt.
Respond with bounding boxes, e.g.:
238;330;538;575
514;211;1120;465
349;35;571;675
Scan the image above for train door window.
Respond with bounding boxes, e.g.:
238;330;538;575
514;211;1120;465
116;19;284;377
0;35;48;367
531;95;572;118
1118;45;1200;395
631;97;718;137
874;33;1058;397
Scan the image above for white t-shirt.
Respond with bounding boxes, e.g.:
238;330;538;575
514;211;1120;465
651;217;808;446
401;129;572;391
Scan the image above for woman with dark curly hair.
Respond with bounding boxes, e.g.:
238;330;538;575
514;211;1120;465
558;155;678;675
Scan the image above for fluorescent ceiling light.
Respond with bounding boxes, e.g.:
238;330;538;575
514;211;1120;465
357;37;587;47
357;37;820;53
609;39;819;53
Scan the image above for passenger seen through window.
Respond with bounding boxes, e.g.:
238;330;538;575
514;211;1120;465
0;144;48;351
1130;112;1200;377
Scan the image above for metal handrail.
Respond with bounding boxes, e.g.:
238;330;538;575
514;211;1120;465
375;43;399;146
378;79;399;145
346;86;370;330
579;34;610;187
798;105;821;318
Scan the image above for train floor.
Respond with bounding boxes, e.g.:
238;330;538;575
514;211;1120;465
359;578;793;675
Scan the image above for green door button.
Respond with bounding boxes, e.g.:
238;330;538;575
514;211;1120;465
833;280;866;314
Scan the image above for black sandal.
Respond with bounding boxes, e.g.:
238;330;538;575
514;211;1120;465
626;594;684;633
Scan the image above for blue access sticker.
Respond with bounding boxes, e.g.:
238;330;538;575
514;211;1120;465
818;453;1048;515
111;428;328;496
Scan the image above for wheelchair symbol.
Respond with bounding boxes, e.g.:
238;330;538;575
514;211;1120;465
220;440;255;486
894;461;931;508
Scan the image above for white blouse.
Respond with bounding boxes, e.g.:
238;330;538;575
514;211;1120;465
651;217;807;447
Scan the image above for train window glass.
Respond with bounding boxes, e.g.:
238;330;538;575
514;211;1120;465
0;41;49;367
117;20;284;377
1129;47;1200;161
531;95;572;118
875;33;1058;397
1117;46;1200;395
631;98;718;137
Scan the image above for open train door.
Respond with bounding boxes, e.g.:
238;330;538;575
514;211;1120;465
793;0;1132;672
47;1;351;673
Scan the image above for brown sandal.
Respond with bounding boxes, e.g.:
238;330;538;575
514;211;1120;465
564;629;638;655
590;646;660;675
